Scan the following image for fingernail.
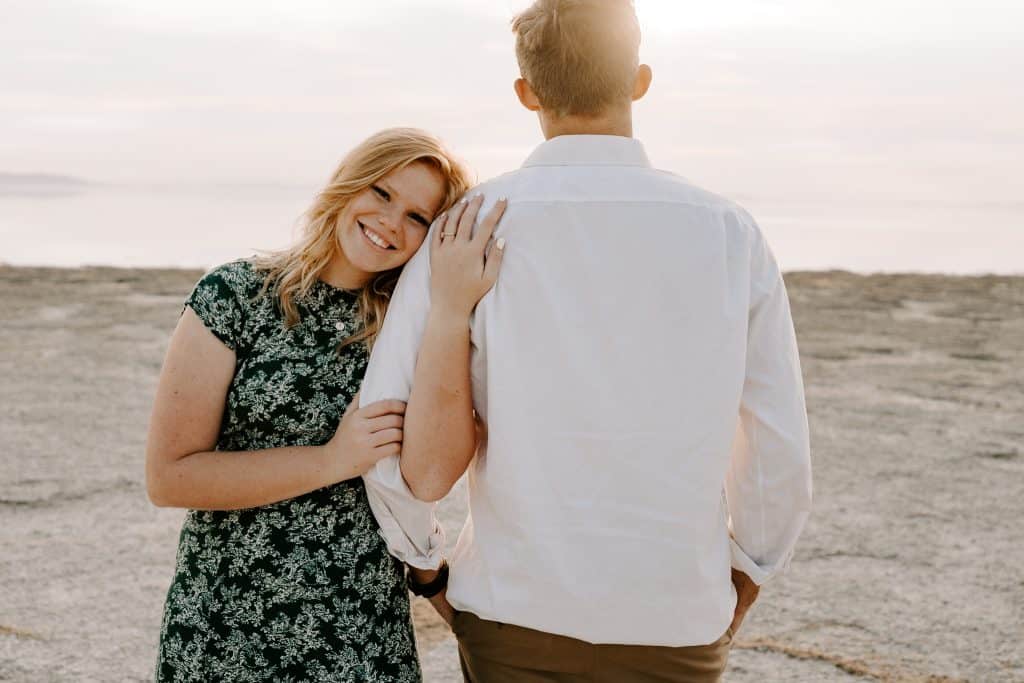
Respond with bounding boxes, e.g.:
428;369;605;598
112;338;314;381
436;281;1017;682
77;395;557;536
496;238;506;250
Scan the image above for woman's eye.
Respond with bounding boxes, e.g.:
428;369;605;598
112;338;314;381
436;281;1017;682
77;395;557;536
372;185;389;201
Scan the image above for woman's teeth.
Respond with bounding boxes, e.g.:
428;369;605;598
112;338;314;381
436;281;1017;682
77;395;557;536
361;224;393;250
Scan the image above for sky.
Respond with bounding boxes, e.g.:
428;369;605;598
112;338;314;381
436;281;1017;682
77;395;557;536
2;0;1023;208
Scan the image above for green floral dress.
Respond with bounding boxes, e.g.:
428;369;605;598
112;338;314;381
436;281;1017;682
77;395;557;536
156;260;420;683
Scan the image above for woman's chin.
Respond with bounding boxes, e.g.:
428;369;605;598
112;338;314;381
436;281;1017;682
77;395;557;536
339;238;398;278
350;250;398;275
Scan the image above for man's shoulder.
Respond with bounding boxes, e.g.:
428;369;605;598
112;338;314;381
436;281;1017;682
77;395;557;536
645;168;753;217
468;169;527;198
471;166;753;222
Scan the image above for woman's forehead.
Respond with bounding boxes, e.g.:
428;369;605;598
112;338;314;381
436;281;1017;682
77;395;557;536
379;163;446;212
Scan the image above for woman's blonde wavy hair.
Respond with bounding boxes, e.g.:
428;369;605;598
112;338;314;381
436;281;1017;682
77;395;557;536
253;128;473;351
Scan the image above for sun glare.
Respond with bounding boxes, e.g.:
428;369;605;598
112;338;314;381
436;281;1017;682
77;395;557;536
635;0;691;30
503;0;760;33
634;0;789;33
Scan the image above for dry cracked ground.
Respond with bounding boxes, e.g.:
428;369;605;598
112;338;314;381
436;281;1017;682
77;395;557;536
1;266;1022;682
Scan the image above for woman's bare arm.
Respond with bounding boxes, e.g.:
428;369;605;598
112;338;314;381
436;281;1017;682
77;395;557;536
145;308;405;510
400;196;506;502
401;308;478;502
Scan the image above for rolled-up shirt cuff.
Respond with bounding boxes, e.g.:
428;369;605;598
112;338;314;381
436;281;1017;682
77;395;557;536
363;456;446;570
729;537;791;586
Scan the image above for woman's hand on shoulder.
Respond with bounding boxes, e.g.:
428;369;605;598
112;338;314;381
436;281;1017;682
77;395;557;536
323;395;407;479
429;194;507;320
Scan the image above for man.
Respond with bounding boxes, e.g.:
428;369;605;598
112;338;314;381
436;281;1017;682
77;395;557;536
361;0;812;680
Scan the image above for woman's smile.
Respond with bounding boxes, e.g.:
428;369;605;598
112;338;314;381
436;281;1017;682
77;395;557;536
358;220;397;251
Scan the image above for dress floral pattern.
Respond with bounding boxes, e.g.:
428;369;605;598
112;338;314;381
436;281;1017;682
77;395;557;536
156;260;420;683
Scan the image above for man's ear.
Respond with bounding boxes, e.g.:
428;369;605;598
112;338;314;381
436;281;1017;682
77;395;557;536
632;64;653;102
515;78;542;112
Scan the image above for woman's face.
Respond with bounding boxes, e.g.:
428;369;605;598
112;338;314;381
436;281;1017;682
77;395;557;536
335;161;446;279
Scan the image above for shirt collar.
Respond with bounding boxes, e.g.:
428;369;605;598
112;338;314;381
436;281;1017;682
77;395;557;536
522;134;651;169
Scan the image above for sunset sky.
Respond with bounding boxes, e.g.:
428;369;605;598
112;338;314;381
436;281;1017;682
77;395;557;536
3;0;1022;208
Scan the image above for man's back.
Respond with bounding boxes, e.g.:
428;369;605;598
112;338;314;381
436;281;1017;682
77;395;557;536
443;134;812;646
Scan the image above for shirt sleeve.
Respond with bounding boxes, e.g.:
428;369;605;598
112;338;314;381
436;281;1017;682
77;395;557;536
184;261;247;351
359;238;446;570
725;218;813;586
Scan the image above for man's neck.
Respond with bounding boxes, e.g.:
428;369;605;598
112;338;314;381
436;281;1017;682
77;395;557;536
539;108;633;139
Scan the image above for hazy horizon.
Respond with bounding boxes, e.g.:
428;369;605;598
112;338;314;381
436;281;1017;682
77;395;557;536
2;0;1022;272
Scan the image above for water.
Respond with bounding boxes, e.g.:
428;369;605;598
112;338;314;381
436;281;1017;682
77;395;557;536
1;184;1021;274
0;184;313;270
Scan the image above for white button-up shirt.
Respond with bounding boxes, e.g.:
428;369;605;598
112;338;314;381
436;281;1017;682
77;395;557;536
361;134;812;647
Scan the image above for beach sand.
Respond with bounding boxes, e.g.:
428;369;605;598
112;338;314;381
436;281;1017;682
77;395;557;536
1;266;1021;682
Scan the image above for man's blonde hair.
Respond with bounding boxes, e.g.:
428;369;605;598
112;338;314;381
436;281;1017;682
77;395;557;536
512;0;641;118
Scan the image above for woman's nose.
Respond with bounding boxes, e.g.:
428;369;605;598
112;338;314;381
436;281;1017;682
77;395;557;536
378;209;402;235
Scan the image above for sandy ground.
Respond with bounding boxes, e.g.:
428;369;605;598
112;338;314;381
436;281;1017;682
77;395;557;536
0;266;1022;682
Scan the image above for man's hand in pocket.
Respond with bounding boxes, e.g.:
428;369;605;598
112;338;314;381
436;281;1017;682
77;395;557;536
729;569;760;635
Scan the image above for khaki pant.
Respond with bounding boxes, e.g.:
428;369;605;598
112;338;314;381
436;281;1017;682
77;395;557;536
453;611;732;683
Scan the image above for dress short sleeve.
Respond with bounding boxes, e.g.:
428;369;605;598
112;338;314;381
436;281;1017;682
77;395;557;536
184;261;250;351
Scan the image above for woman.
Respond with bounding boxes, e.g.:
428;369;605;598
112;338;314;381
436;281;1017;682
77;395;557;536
146;128;501;682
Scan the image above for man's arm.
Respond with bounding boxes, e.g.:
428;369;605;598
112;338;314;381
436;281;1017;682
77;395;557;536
360;197;504;568
725;219;813;590
401;196;505;501
360;234;447;571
